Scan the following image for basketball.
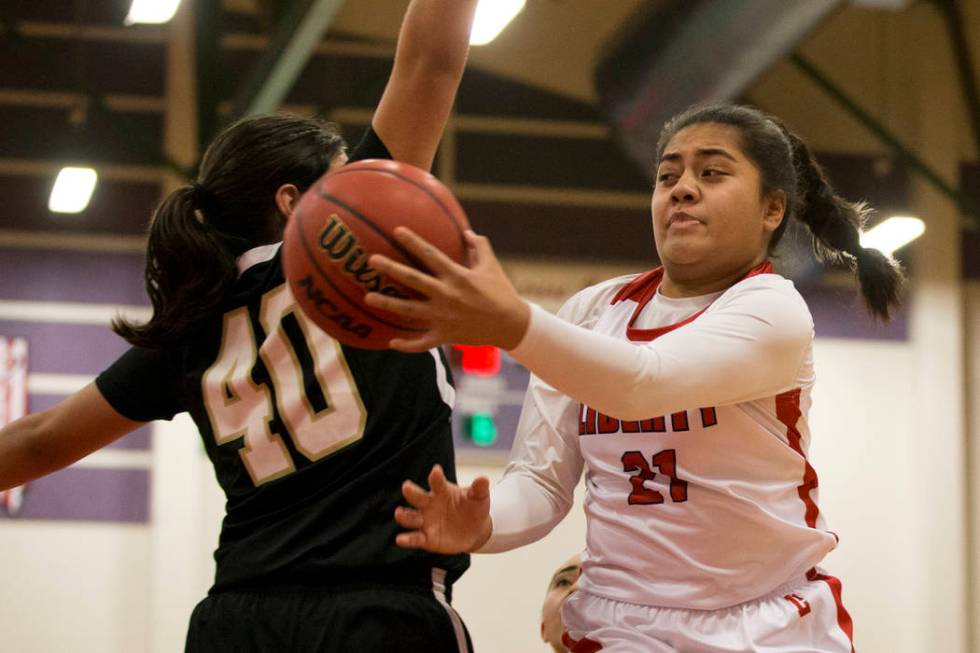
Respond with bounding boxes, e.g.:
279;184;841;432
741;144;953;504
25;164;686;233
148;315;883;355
282;159;471;349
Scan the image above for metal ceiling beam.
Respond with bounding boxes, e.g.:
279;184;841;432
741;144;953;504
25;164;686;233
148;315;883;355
596;0;844;173
229;0;346;120
792;53;978;228
194;0;223;151
931;0;980;160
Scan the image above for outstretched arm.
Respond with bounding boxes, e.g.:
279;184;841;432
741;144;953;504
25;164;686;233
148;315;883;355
372;0;479;170
395;319;585;556
366;228;813;420
0;383;142;490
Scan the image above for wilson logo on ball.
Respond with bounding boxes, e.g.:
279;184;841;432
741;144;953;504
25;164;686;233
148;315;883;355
317;214;407;297
283;159;470;349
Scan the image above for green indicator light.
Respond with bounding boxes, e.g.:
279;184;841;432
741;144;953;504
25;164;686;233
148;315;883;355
469;413;497;447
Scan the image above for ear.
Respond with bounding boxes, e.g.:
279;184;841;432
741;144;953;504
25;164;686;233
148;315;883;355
762;189;787;234
540;622;547;642
274;184;301;221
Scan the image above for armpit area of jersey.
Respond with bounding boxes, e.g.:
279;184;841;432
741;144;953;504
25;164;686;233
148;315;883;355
348;125;392;163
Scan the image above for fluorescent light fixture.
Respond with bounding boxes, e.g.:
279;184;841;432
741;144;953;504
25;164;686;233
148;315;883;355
470;0;526;45
859;216;925;256
125;0;181;25
49;167;98;214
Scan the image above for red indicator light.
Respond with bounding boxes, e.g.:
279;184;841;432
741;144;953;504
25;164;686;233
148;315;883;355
453;345;501;376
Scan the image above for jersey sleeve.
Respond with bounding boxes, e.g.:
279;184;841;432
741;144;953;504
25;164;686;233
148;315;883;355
478;374;584;552
508;276;814;421
348;125;393;163
95;347;183;422
476;292;606;553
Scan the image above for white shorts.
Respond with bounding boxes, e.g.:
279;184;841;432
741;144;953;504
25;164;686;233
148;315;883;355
561;568;854;653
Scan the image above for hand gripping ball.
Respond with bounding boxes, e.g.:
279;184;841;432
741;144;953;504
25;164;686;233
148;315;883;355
283;159;470;349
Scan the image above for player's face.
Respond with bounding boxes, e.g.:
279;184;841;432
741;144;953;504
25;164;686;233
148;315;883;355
651;122;785;286
540;554;581;651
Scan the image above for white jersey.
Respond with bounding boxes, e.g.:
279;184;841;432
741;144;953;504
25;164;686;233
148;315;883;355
481;265;839;610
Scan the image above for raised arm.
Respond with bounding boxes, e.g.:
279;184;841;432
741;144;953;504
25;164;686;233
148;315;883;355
372;0;479;170
0;383;141;490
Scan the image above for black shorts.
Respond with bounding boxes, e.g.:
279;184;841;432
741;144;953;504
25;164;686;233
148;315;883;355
185;583;473;653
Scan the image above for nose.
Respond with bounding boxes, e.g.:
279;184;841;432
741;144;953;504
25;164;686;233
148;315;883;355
670;173;699;203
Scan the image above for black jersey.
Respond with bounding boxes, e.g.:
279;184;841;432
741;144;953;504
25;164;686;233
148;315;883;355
96;129;469;593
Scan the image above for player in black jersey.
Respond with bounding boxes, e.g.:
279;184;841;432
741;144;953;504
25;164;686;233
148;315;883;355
0;2;479;651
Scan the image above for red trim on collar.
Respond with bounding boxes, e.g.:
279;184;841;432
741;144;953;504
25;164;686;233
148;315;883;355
612;261;774;342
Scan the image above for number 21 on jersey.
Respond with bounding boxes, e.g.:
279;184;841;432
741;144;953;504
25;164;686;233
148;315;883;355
622;449;688;505
202;284;366;486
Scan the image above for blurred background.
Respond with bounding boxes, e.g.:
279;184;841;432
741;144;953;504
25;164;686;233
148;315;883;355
0;0;977;650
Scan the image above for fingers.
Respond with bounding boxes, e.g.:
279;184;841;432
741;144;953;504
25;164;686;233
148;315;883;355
401;479;431;509
364;291;432;321
464;230;494;266
388;335;444;353
369;253;443;297
393;227;463;276
395;531;428;549
428;464;449;493
464;230;480;267
394;506;424;530
467;475;490;502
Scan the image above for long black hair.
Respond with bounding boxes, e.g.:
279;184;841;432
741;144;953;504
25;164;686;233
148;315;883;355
656;103;905;321
113;114;346;348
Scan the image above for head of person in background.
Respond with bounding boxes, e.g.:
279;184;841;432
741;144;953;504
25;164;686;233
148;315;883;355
540;553;581;652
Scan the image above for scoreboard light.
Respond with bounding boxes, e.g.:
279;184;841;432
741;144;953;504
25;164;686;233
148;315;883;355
466;412;498;447
453;345;501;377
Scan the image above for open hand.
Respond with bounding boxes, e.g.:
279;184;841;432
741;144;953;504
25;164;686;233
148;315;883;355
394;464;493;553
365;228;531;352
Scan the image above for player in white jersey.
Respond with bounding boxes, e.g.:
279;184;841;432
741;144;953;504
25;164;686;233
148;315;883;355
366;104;905;651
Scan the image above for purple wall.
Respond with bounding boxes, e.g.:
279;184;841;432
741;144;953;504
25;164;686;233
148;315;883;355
1;246;152;523
0;247;148;305
0;467;149;523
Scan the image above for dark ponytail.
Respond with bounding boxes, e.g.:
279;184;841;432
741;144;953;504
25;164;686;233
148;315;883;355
778;125;905;321
112;186;240;347
113;114;346;347
657;103;906;320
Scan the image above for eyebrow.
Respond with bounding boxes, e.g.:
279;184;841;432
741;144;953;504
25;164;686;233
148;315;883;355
549;565;580;584
660;148;738;164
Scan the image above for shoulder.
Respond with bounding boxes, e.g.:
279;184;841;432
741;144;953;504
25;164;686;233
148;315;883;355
230;244;285;301
712;273;813;338
97;346;183;422
556;273;641;327
721;273;810;311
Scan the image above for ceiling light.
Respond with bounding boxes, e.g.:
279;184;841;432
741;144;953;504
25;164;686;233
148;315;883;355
125;0;181;25
49;167;98;214
859;216;925;256
470;0;526;46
